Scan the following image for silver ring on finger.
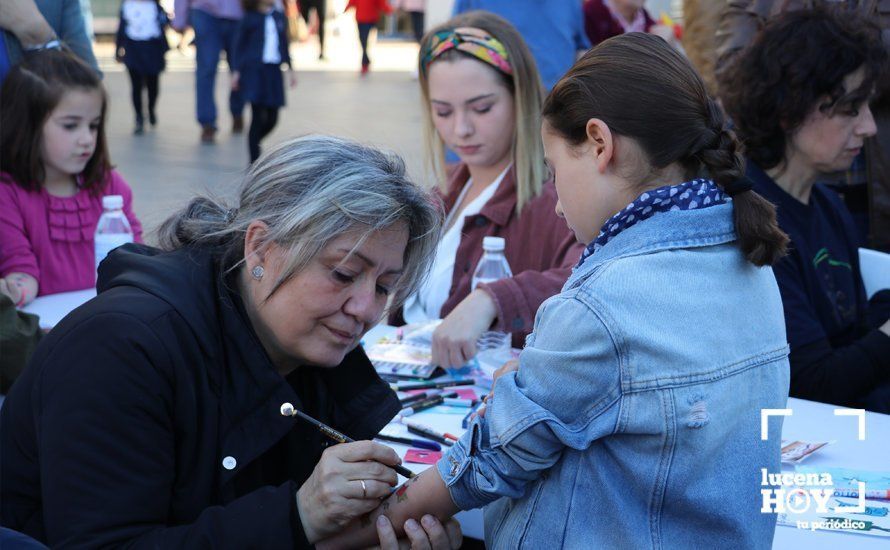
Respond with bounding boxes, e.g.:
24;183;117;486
360;479;367;499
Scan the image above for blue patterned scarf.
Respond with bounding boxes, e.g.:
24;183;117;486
578;178;729;267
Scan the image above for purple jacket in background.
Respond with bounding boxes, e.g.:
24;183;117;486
173;0;243;28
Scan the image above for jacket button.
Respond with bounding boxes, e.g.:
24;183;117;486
222;456;237;470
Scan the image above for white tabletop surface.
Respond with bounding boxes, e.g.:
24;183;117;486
773;398;889;549
17;310;886;546
21;288;96;329
365;324;890;547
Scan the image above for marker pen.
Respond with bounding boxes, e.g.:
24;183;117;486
390;379;474;392
402;419;455;447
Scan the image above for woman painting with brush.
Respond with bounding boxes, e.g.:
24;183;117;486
0;136;461;549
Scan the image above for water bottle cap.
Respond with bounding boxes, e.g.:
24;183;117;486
482;236;505;252
102;195;124;210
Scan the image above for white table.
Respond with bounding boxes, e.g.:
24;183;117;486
365;324;487;538
365;324;890;547
21;288;95;330
773;398;889;549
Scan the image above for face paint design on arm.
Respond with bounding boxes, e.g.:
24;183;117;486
395;483;409;503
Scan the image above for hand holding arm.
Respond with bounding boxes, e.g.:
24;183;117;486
317;468;459;549
373;514;462;550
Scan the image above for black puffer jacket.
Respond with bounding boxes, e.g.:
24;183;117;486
0;244;400;548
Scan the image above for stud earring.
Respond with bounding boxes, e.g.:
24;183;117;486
251;265;264;280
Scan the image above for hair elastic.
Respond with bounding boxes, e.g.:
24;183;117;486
421;28;513;77
724;177;754;197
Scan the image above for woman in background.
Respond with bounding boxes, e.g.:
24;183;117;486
722;7;890;412
395;11;583;369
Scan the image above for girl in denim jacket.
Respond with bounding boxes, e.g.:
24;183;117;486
322;33;792;550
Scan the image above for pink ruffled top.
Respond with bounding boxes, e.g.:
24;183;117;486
0;170;143;296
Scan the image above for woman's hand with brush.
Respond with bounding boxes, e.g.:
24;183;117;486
297;441;404;543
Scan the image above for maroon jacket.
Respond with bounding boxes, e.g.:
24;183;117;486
392;164;585;347
584;0;656;46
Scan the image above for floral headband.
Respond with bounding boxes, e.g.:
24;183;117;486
420;27;513;77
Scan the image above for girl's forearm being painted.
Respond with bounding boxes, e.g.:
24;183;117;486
317;467;459;549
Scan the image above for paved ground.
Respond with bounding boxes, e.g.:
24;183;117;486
95;26;428;238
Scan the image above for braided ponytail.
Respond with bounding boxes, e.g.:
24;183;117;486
695;99;788;266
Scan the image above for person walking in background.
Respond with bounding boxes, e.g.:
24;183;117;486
298;0;327;60
0;50;143;307
393;0;424;43
393;0;424;78
715;0;890;253
115;0;170;135
345;0;391;75
173;0;246;143
232;0;297;163
452;0;589;91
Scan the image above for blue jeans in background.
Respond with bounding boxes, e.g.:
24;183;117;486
191;8;244;128
357;22;374;67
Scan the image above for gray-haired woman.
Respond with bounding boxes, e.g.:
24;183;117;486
0;136;461;549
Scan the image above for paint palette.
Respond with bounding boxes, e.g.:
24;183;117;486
365;342;446;379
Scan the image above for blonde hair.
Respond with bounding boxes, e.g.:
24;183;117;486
418;11;546;214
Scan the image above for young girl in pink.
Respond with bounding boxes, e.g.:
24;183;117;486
0;50;143;307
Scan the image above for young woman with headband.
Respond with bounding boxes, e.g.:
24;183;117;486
393;11;583;369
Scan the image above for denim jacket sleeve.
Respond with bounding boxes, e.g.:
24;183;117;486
436;293;623;510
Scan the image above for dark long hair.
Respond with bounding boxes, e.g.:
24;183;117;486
721;7;886;171
0;49;112;194
543;33;787;266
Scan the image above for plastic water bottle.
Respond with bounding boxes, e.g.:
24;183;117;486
472;236;513;355
94;195;133;273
